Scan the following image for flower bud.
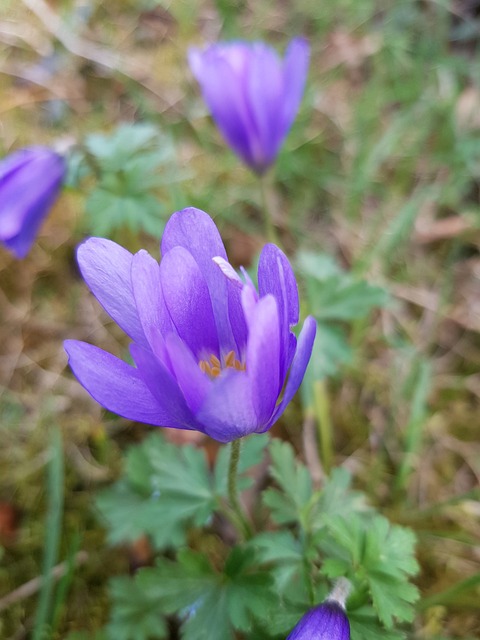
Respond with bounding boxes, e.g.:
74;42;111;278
0;146;65;258
286;601;350;640
189;39;309;175
287;579;351;640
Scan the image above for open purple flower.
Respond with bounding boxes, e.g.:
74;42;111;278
64;208;316;442
0;146;65;258
287;601;350;640
189;38;310;175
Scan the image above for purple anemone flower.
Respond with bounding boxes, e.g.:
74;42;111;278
64;207;316;442
189;38;310;175
0;146;65;258
287;601;350;640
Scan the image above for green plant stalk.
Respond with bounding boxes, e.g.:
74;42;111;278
227;439;253;539
51;533;81;630
313;380;333;474
33;428;64;640
395;358;431;494
259;174;281;246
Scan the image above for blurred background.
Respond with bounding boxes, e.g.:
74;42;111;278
1;0;480;637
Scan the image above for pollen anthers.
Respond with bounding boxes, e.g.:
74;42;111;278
199;350;246;379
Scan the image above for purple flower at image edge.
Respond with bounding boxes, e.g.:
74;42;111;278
189;38;310;174
287;601;350;640
0;146;66;258
64;208;316;443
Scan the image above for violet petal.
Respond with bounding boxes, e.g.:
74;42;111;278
0;147;65;258
131;250;172;351
164;333;211;414
160;245;219;358
267;315;317;427
77;238;148;348
161;208;236;352
287;601;350;640
197;370;258;442
246;294;281;424
64;340;171;426
130;343;201;430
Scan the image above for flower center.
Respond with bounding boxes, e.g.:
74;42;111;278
199;350;246;379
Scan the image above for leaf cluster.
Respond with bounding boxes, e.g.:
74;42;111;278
297;251;389;386
71;123;187;237
92;435;419;640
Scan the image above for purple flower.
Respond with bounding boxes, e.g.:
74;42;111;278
189;38;310;174
0;146;65;258
287;601;350;640
64;207;316;442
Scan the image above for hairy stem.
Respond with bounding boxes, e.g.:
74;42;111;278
227;439;253;539
259;174;281;246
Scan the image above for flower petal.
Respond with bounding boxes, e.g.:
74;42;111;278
189;47;258;169
258;243;299;326
267;315;316;427
0;148;65;258
161;208;236;352
287;601;350;640
160;245;218;358
246;294;280;424
130;343;201;430
64;340;171;426
131;250;173;352
281;38;310;136
247;43;285;167
77;238;147;347
164;333;211;413
258;243;299;379
196;371;259;443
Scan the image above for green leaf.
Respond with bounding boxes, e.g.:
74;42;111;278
106;573;168;640
262;439;313;527
249;531;306;597
349;606;406;640
86;187;165;237
83;123;186;236
318;513;419;629
135;548;279;640
299;250;389;321
306;275;389;321
96;433;217;550
311;468;369;531
297;251;342;280
302;324;353;392
95;480;188;548
65;632;108;640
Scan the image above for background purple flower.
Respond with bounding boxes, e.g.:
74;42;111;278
189;38;310;174
287;601;350;640
65;207;316;442
0;146;66;258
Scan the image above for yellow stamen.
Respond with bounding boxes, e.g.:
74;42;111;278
199;350;246;379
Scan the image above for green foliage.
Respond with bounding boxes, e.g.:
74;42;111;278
262;440;419;637
97;436;419;639
106;574;168;640
79;123;185;237
106;548;279;640
96;433;269;550
96;432;217;549
319;514;419;629
299;251;389;322
297;251;388;391
262;440;366;532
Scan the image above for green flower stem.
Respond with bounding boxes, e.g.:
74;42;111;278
259;174;281;246
227;439;253;539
